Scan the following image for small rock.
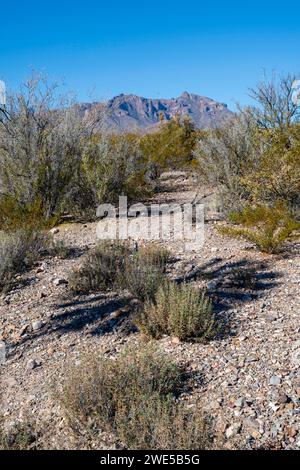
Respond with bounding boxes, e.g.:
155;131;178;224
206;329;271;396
277;392;289;404
0;341;6;364
269;375;281;386
26;359;39;370
225;422;242;439
235;397;245;408
50;228;60;235
207;280;218;290
53;278;68;286
19;324;29;336
171;336;181;344
32;320;43;332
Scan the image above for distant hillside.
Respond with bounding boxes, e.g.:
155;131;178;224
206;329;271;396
80;92;234;131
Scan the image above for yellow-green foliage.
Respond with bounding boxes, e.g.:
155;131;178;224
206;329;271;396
0;196;57;231
218;202;300;253
136;281;217;342
141;116;198;178
59;344;212;450
242;126;300;208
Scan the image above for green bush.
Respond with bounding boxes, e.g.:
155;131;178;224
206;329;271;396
59;344;212;450
136;281;217;342
0;229;50;291
218;202;300;253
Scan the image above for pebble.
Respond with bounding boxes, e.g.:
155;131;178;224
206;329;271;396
269;376;281;386
0;340;6;364
226;422;242;439
32;320;43;332
26;359;40;370
53;278;68;286
235;397;245;408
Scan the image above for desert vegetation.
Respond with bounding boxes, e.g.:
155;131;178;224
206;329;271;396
194;74;300;251
0;72;299;451
136;281;217;341
59;344;213;450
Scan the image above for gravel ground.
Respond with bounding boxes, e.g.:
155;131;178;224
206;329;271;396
0;172;299;449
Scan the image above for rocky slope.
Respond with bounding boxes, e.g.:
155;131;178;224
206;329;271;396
80;92;234;131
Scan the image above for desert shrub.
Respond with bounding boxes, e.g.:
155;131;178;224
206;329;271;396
193;113;263;213
115;395;211;450
69;241;168;298
69;241;131;293
0;229;50;291
218;202;300;253
121;243;171;301
194;74;300;215
0;75;89;223
82;133;151;206
0;196;57;231
136;243;171;271
60;345;181;434
241;126;300;211
0;419;37;450
123;259;164;302
141;116;197;179
136;281;217;342
59;344;212;449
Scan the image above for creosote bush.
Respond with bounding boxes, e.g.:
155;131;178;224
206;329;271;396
59;344;212;450
0;229;50;291
218;202;300;254
136;281;217;342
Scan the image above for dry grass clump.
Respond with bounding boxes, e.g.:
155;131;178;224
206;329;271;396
59;344;212;449
136;281;217;342
69;241;170;299
0;229;50;292
69;241;131;293
136;243;171;271
123;259;164;302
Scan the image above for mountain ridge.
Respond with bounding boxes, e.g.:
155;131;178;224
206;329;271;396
80;91;234;131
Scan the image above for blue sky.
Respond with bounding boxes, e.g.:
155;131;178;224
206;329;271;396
1;1;300;109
